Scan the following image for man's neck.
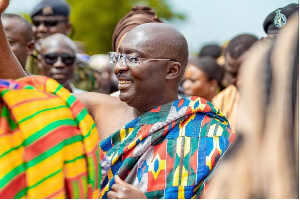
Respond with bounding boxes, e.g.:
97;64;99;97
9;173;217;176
132;93;179;117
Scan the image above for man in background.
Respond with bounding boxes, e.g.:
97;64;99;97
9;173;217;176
26;0;72;75
2;13;34;71
212;34;258;133
37;33;85;93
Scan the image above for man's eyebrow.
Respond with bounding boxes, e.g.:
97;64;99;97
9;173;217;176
123;49;143;55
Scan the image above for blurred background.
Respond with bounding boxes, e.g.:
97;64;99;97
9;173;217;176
5;0;298;55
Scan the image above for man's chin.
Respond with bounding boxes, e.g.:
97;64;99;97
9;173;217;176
119;92;133;104
52;78;66;86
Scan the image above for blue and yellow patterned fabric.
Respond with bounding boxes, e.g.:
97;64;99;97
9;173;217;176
99;96;235;199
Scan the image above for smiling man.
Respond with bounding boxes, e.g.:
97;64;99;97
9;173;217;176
78;23;234;199
0;2;234;196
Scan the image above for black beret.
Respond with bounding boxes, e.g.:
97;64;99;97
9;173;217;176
263;3;298;34
30;0;70;19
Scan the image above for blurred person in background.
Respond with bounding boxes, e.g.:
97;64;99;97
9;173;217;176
26;0;72;75
73;53;95;91
198;43;227;90
2;14;34;72
198;44;222;60
212;33;258;133
89;54;118;94
182;55;223;102
37;33;85;93
204;12;299;199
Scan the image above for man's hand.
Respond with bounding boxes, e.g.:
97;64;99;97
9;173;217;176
107;175;147;199
0;0;9;14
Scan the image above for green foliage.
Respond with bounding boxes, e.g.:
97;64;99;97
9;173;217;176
66;0;185;55
20;13;32;23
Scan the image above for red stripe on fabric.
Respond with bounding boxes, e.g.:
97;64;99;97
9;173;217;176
201;116;211;128
70;100;84;118
178;98;185;108
24;126;81;161
203;103;212;113
87;186;93;198
0;172;26;198
9;95;57;110
45;188;65;199
153;140;166;159
229;131;236;143
190;148;198;173
151;105;161;113
191;96;198;101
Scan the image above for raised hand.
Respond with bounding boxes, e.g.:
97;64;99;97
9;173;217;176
0;0;9;14
107;175;147;199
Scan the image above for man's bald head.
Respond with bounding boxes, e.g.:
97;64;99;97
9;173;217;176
122;23;189;72
40;33;76;52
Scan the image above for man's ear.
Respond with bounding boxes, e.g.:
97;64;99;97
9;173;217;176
26;40;35;56
166;61;182;80
65;22;72;36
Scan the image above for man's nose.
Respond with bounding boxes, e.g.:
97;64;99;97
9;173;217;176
37;22;48;32
114;59;128;75
53;57;65;68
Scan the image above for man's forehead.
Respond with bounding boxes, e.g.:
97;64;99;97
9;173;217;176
119;30;154;53
41;39;75;53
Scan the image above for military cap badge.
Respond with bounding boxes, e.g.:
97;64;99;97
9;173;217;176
42;6;54;15
274;9;287;28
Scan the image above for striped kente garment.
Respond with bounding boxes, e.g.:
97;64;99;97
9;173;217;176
99;96;235;199
0;76;100;198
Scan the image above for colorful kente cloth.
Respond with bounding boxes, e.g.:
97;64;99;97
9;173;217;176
0;76;101;198
99;96;235;199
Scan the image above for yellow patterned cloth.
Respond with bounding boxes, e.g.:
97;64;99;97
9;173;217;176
0;76;100;198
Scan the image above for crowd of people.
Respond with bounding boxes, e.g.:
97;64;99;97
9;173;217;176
0;0;298;198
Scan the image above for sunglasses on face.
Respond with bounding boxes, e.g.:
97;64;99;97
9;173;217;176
32;19;68;28
42;53;76;66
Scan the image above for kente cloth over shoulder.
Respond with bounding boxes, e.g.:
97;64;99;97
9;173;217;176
99;96;235;199
0;76;100;198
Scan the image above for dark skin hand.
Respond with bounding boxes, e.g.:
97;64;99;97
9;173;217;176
107;175;147;199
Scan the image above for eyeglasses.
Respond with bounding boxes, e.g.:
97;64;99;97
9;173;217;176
41;53;76;66
32;19;68;28
109;52;175;66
